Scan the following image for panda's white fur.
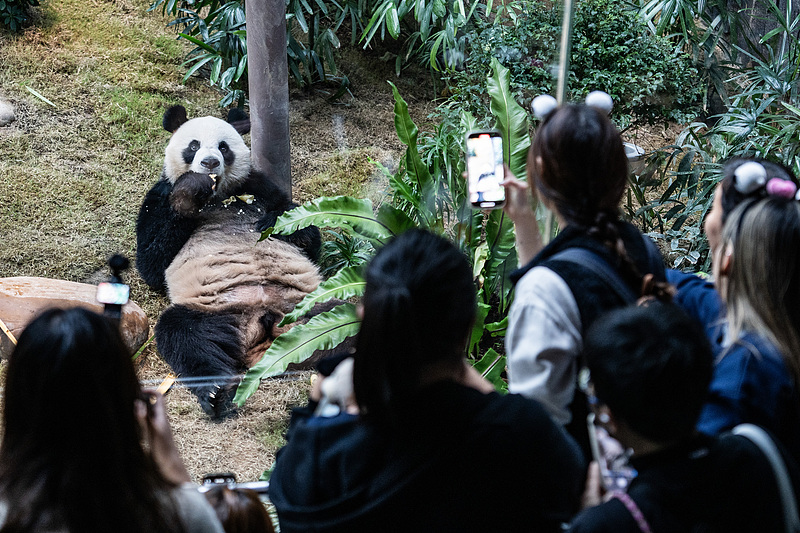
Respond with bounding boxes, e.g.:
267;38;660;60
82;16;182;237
163;116;252;196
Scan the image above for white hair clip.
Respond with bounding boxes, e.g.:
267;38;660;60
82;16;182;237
531;94;558;120
734;161;768;194
585;91;613;115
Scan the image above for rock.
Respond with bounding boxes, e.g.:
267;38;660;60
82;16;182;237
0;277;150;358
0;99;15;126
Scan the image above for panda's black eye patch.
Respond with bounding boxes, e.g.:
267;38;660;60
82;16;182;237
189;140;200;151
220;141;236;166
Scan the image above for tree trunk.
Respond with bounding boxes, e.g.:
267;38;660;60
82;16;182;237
246;0;292;196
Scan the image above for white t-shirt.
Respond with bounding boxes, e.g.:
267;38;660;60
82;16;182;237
506;266;583;425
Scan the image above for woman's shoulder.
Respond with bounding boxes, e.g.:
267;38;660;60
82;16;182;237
513;265;576;307
720;332;790;377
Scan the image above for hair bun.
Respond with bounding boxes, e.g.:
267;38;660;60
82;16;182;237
585;91;613;114
531;95;558;120
734;161;768;194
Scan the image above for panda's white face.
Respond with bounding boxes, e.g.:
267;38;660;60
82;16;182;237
163;116;251;195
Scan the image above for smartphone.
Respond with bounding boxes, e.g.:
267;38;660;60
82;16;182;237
586;413;637;492
96;282;130;305
466;130;505;209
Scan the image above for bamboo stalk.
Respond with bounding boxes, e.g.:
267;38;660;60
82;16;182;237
0;317;17;346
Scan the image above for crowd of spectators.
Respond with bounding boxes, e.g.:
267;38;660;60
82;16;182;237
2;95;799;532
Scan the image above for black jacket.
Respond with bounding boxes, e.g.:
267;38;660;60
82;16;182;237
269;380;585;532
569;433;800;532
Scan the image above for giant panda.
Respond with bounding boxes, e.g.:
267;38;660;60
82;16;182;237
136;105;322;418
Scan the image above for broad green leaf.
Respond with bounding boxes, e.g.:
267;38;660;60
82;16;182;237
234;304;361;404
262;196;396;245
279;266;365;325
469;302;491;354
472;348;507;392
485;316;508;336
388;81;435;224
376;203;417;234
387;5;400;38
488;57;531;178
472;241;489;279
460;110;478;134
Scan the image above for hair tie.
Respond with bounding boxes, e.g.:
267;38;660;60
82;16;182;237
585;91;613;115
531;94;558;120
734;161;768;194
766;177;798;199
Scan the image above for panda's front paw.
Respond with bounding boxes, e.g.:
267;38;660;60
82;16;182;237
196;383;238;420
170;172;216;217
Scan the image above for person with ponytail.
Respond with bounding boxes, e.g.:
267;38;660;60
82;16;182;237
503;95;670;459
674;158;800;463
269;229;585;532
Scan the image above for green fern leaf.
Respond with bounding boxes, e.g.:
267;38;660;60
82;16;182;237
234;304;361;405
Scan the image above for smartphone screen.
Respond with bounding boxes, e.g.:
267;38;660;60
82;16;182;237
96;282;130;305
466;131;505;209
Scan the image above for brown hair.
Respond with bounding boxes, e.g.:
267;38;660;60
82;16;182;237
204;485;276;533
529;104;671;301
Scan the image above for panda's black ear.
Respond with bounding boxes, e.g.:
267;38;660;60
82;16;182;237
227;107;251;135
163;106;189;133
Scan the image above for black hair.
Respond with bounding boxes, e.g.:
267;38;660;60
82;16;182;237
719;157;799;224
352;229;476;418
583;302;713;442
0;308;185;533
530;104;671;301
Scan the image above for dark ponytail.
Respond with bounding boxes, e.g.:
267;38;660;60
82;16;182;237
353;230;476;419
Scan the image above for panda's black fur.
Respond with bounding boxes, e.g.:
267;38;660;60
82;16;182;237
136;105;322;418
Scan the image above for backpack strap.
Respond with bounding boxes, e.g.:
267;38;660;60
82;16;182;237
549;233;664;305
733;423;800;533
549;247;637;303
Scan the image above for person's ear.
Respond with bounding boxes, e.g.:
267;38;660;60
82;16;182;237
356;304;365;320
719;244;733;277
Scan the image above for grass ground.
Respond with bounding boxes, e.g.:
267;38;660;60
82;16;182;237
0;0;433;481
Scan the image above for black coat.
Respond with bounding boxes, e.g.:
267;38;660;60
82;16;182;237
269;380;586;533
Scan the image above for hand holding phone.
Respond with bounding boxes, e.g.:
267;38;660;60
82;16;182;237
466;130;506;209
587;413;637;492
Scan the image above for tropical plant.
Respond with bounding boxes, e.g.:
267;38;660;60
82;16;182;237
627;0;800;270
149;0;348;97
1;0;38;31
317;230;374;278
448;0;701;127
637;0;738;110
360;0;498;74
234;58;527;404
